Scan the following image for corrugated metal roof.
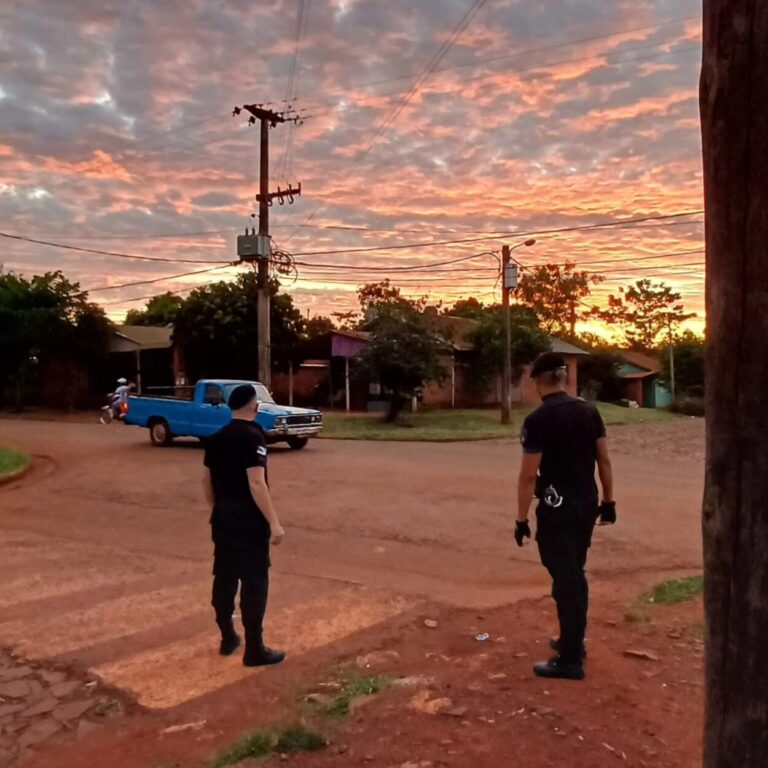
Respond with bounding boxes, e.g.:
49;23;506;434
114;325;174;350
550;337;589;356
620;371;655;380
618;349;660;373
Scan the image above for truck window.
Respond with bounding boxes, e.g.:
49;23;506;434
203;384;225;406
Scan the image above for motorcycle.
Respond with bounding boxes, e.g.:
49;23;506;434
99;394;128;425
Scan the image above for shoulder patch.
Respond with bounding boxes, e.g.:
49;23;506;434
257;445;268;456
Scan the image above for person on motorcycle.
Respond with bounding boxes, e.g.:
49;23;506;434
112;379;133;418
115;378;131;405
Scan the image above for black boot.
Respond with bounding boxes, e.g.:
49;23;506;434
549;637;587;659
533;655;584;681
243;630;285;667
217;620;241;657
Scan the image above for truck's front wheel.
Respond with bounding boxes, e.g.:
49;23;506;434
287;437;309;451
149;419;173;447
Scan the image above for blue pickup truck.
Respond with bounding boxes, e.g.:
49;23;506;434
124;379;322;450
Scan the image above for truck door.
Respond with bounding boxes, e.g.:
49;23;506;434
194;383;231;437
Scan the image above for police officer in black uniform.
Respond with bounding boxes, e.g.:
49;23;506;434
203;384;286;667
515;352;615;680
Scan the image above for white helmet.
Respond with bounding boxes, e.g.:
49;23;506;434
117;378;127;385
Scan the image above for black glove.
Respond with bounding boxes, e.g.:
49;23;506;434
598;501;617;525
514;520;531;547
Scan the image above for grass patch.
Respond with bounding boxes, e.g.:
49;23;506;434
210;724;326;767
321;675;392;719
625;575;704;623
596;402;679;426
321;409;527;442
274;723;327;753
320;402;679;442
644;575;704;605
0;448;29;476
211;731;273;767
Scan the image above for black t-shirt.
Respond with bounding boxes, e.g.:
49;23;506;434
521;392;606;509
204;419;270;547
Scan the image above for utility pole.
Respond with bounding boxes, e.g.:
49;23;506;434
501;245;514;425
701;2;768;766
500;239;536;425
667;320;676;402
233;104;302;388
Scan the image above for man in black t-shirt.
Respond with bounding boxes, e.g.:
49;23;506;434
203;384;286;667
515;353;616;680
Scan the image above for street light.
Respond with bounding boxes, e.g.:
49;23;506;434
501;239;536;425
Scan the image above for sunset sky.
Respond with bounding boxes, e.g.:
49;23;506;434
0;0;704;331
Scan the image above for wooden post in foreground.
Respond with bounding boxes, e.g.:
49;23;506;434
700;3;768;766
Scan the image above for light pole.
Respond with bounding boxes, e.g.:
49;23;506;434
501;239;536;425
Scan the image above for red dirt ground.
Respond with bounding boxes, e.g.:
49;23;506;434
0;416;705;767
19;593;705;768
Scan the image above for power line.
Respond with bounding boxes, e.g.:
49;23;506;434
305;27;704;115
297;16;700;111
84;264;236;292
123;115;223;150
300;42;701;119
273;215;704;237
277;0;311;184
296;42;701;140
531;247;705;269
0;232;232;265
285;0;490;241
17;229;236;242
287;211;704;258
2;214;704;243
595;260;703;275
361;15;698;89
292;250;498;272
101;285;200;307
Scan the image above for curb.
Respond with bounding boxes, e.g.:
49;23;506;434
0;457;32;487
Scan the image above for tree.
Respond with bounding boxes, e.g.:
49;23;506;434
466;305;549;397
172;274;304;382
577;351;624;402
0;269;112;409
443;297;486;320
592;279;695;351
124;293;183;326
517;262;603;337
355;282;444;422
305;314;336;339
572;331;615;351
330;311;358;331
660;331;705;399
357;280;405;312
700;4;768;765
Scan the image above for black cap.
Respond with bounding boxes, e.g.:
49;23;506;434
228;384;257;410
530;352;567;378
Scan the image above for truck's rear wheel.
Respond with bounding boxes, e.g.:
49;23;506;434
287;437;309;450
149;419;173;447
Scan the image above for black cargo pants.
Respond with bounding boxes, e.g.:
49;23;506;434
536;505;596;664
212;544;269;645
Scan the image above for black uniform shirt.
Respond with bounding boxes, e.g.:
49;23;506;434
204;419;270;548
521;392;606;509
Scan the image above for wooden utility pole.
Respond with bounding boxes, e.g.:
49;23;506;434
233;104;302;388
501;244;512;425
500;240;533;424
700;3;768;767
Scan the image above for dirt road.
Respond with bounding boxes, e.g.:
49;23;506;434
0;417;704;764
